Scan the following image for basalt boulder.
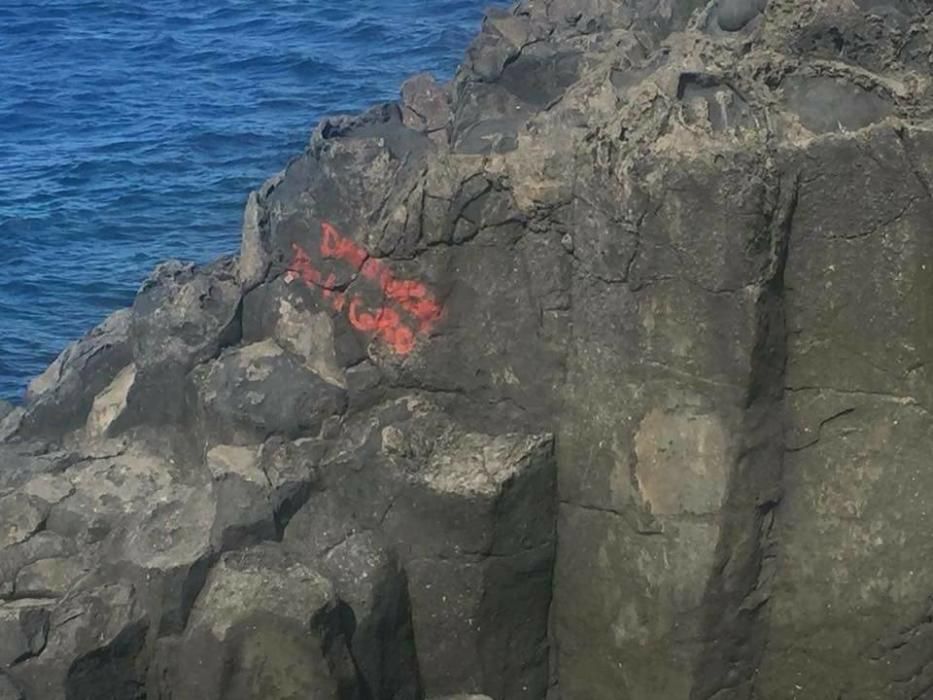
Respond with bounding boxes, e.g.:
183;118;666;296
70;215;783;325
190;339;348;446
122;258;242;428
283;529;421;700
0;674;23;700
9;581;148;700
4;0;933;698
15;309;132;439
148;545;352;700
283;397;557;699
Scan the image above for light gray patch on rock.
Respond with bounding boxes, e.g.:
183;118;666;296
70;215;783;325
18;309;132;438
717;0;768;31
783;75;893;134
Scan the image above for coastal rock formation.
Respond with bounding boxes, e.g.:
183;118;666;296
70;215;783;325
3;0;933;698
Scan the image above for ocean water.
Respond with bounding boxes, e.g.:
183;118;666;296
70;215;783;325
0;0;501;402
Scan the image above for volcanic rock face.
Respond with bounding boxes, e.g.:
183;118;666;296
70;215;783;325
3;0;933;698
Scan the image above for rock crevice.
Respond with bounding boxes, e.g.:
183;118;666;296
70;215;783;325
4;1;933;698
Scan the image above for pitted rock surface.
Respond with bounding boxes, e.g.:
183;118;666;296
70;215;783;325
4;0;933;698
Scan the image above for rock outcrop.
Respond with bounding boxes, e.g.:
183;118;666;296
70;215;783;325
3;0;933;698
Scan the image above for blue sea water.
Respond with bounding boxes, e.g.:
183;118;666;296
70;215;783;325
0;0;501;402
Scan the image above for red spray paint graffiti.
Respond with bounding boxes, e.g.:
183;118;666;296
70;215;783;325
285;222;443;355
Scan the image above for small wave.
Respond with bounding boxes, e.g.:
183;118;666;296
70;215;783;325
289;55;333;79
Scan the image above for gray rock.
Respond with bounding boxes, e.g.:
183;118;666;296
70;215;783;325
238;191;267;290
285;399;556;699
191;340;348;446
43;448;178;546
115;484;214;636
0;602;49;666
84;363;136;439
154;544;352;700
237;173;284;291
132;259;241;375
242;278;346;386
14;557;86;598
7;0;933;697
286;530;422;700
0;493;47;548
0;445;78;494
0;532;77;596
717;0;767;31
0;673;23;700
125;258;241;427
749;127;933;699
8;581;148;700
257;435;328;524
17;309;132;438
399;465;554;699
0;409;22;444
0;402;12;422
783;75;894;134
205;444;276;550
401;72;450;139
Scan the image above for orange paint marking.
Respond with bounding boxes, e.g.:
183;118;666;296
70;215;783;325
384;278;444;332
321;221;368;270
348;298;416;355
285;222;444;355
322;225;444;332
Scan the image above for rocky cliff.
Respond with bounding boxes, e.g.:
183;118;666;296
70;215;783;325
3;0;933;698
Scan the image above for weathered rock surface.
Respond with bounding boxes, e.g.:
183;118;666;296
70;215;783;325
282;397;556;699
17;309;132;438
149;544;349;700
191;339;348;446
4;0;933;698
0;674;23;700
